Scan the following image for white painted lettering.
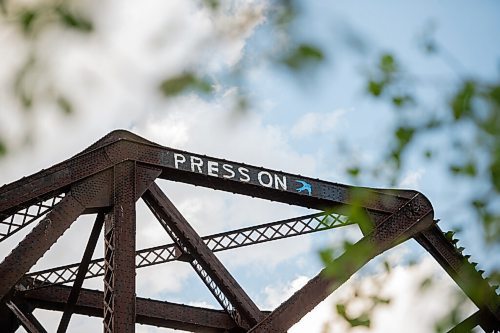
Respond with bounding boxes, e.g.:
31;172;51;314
258;171;273;187
222;164;235;179
274;174;287;190
207;161;219;177
174;153;186;169
238;167;250;182
190;156;204;173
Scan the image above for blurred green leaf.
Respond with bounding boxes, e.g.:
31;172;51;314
379;53;397;74
391;94;413;108
20;9;37;34
336;302;371;328
450;80;475;120
488;84;500;107
483;212;500;243
319;248;334;265
274;1;296;27
367;80;384;97
395;126;415;146
159;73;213;96
383;260;391;273
282;44;324;70
202;0;220;10
0;140;7;157
346;167;360;177
56;6;93;32
13;56;35;110
471;199;486;210
57;96;73;115
419;276;433;291
449;162;477;177
490;151;500;192
424;118;443;129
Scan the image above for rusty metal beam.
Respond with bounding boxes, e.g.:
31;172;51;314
24;212;353;288
143;182;264;329
22;284;245;332
103;161;137;333
1;130;409;229
0;194;86;301
5;300;47;333
447;309;499;333
416;225;500;330
57;212;105;333
0;167;113;302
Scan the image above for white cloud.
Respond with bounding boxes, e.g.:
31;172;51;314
291;109;347;139
399;168;425;189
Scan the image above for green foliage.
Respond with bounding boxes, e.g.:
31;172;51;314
450;80;475;120
0;140;6;157
363;42;500;243
20;9;37;34
346;167;360;177
202;0;220;11
281;44;324;71
391;94;414;108
449;162;477;176
13;56;35;110
56;96;74;115
336;303;371;328
433;296;465;333
379;54;397;74
367;80;384;97
55;5;93;32
159;73;213;97
6;2;94;36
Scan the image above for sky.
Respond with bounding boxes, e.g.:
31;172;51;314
0;0;499;332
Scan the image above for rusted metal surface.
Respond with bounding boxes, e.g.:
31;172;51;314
103;161;138;333
57;212;105;333
5;300;47;333
449;309;500;333
24;212;352;288
22;284;244;332
143;183;264;329
0;130;404;230
416;225;500;331
0;194;86;301
0;130;497;332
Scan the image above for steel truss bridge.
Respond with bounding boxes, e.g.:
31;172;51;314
0;130;498;332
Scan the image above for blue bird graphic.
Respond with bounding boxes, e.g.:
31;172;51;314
295;180;312;196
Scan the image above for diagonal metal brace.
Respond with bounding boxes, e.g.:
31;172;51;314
57;212;105;333
6;300;47;333
143;182;265;330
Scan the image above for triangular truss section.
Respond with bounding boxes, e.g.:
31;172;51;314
0;130;498;332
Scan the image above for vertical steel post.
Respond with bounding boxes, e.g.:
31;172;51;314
103;161;137;333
